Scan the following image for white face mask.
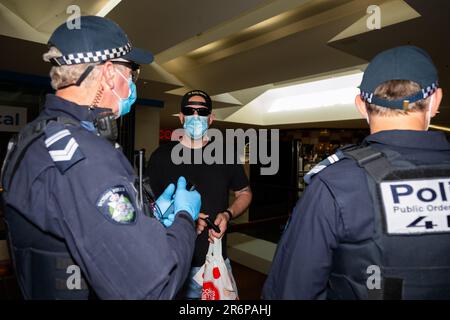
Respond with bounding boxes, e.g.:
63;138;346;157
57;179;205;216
425;94;435;131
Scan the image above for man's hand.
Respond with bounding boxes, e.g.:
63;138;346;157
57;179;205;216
197;212;230;243
196;213;209;235
208;212;230;243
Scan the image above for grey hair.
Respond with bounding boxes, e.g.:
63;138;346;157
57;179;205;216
43;47;102;90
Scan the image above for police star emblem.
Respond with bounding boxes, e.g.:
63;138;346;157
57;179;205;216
97;186;137;224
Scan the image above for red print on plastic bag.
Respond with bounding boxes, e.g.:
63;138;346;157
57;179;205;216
202;281;220;300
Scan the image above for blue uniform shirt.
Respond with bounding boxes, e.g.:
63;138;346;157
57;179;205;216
263;130;450;299
5;94;196;299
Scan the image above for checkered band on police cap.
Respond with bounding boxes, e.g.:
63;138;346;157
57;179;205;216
49;43;132;66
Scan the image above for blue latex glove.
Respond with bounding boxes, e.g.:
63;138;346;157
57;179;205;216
154;183;175;225
173;176;201;222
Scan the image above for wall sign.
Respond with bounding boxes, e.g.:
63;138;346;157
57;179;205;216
0;106;27;132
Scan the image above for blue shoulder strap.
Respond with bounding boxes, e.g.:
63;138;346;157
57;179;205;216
303;149;346;184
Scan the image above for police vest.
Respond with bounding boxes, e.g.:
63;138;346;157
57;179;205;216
1;116;92;299
327;145;450;299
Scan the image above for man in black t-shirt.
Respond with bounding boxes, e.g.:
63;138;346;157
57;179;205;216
145;90;252;299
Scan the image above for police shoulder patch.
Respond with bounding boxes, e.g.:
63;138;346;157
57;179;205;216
44;122;85;173
96;185;137;225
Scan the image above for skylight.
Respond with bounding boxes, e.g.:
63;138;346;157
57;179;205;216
267;72;363;113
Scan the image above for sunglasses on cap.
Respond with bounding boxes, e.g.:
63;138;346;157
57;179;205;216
181;100;211;116
181;106;211;116
111;61;140;83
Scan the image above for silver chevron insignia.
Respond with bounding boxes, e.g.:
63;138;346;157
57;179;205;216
49;138;79;162
45;129;71;147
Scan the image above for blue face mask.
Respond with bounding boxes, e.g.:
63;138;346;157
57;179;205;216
183;115;209;140
112;70;137;118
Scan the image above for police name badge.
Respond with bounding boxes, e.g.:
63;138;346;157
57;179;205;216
97;186;136;224
380;178;450;235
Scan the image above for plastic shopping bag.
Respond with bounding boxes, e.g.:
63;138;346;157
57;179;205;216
193;238;238;300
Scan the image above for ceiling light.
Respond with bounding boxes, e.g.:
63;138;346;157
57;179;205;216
96;0;122;17
429;124;450;132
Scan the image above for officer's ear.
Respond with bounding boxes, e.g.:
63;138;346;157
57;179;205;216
355;95;369;119
431;88;443;117
100;61;116;91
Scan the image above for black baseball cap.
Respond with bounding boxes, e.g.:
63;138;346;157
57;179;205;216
359;45;439;110
47;15;153;66
180;90;212;110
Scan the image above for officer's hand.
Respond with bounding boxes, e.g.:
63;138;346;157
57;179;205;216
197;213;209;235
154;183;175;224
155;183;175;212
173;176;201;221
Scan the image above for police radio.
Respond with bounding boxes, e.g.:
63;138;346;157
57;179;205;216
94;112;118;143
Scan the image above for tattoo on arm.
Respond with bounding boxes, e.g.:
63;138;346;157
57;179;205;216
235;186;251;196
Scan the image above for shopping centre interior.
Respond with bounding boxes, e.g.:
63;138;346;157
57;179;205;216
0;0;449;299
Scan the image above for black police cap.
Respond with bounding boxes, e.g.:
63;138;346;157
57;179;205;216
47;16;153;66
359;45;438;110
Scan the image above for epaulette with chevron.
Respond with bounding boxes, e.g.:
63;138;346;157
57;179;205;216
44;121;85;173
303;149;345;185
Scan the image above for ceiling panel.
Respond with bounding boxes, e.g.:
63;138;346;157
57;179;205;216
107;0;271;54
329;0;450;127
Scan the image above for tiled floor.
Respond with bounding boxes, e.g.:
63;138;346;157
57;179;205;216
230;260;267;300
0;275;22;300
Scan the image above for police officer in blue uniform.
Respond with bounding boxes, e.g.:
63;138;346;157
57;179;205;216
263;46;450;299
1;16;201;299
